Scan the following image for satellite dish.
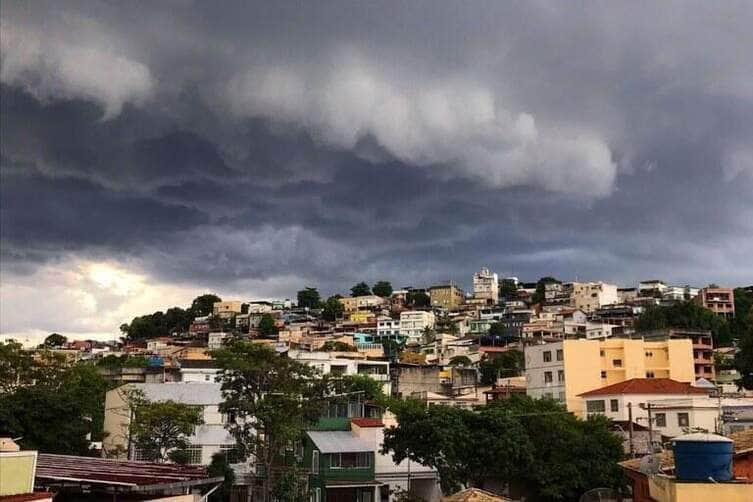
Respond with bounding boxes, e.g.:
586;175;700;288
639;454;661;475
579;487;621;502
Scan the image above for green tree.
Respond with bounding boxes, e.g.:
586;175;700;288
498;279;519;301
372;281;394;298
127;391;204;463
321;295;344;322
531;277;560;305
339;374;388;407
351;282;372;296
297;287;321;309
212;342;329;498
731;288;753;340
635;300;733;345
383;396;623;499
734;310;753;389
406;291;430;308
257;314;278;338
448;355;472;366
43;333;67;348
191;294;222;317
0;340;34;393
479;351;524;385
0;359;109;454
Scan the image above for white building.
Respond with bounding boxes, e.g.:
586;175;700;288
376;317;401;339
208;332;229;349
570;282;619;313
103;383;236;466
578;378;715;439
473;267;499;304
287;350;392;395
399;311;436;343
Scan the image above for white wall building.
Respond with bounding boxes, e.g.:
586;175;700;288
376;317;401;339
103;383;236;466
399;311;435;343
287;350;392;395
473;267;499;304
208;332;229;349
570;282;619;313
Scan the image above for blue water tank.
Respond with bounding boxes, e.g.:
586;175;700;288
672;433;734;481
147;355;164;367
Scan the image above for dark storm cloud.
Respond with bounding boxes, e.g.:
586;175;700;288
1;0;753;311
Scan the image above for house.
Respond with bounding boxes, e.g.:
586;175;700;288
102;383;236;465
391;363;477;401
339;295;387;313
525;338;695;416
376;316;401;341
428;283;465;311
473;267;499;304
207;331;229;349
568;281;618;313
578;378;711;439
695;287;736;319
287;350;392;395
304;430;379;502
399;311;435;343
212;300;243;318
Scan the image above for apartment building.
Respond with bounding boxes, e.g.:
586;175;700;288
473;267;499;304
525;338;694;416
399;310;435;343
287;350;392;395
376;316;401;340
640;329;715;381
103;383;236;465
569;281;619;313
339;295;387;313
428;283;464;310
695;286;736;319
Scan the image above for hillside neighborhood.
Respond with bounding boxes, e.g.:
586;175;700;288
2;270;753;501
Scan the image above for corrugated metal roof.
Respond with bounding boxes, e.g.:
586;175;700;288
35;453;217;488
306;431;372;453
129;382;222;405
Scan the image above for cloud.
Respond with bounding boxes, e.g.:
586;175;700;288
723;148;753;181
0;17;154;118
226;52;617;197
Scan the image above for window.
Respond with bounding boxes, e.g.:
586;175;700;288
610;399;619;412
558;370;565;383
600;349;605;357
646;371;655;378
558;391;566;402
556;349;564;361
600;371;607;379
543;392;553;399
312;450;319;473
220;445;239;463
185;445;202;465
312;488;321;502
645;351;653;357
586;400;606;413
329;452;371;469
678;413;690;427
543;351;552;362
655;413;666;427
204;374;211;381
612;359;622;368
544;371;553;383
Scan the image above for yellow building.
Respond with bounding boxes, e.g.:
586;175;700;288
349;311;373;323
648;475;752;502
525;338;695;416
429;284;464;311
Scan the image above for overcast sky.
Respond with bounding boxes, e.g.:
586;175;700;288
2;1;752;342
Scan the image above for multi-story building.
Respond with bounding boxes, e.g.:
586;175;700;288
212;300;243;318
288;350;392;395
639;280;668;297
695;286;736;319
103;383;236;465
376;316;401;340
339;295;387;313
473;267;499;304
525;338;695;416
569;282;618;313
639;329;715;381
428;283;464;311
399;310;435;343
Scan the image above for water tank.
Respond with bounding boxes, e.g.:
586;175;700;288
672;433;733;481
147;355;164;367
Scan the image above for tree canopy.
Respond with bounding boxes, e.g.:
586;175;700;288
191;294;222;317
43;333;67;347
448;355;472;366
531;277;560;305
406;291;431;308
297;287;321;309
635;300;732;345
382;396;624;500
321;295;344;321
734;308;753;389
372;281;394;298
350;281;372;296
257;313;278;337
498;279;519;301
479;351;524;385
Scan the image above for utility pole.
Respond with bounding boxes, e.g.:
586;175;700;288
647;403;654;451
628;402;635;458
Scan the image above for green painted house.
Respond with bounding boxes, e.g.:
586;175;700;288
304;430;379;502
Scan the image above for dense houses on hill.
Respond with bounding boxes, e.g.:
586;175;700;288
7;269;752;501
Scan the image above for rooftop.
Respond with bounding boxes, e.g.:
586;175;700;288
307;431;372;453
578;378;708;397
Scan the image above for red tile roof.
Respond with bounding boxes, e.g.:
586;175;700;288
350;418;384;428
0;494;54;502
578;378;708;397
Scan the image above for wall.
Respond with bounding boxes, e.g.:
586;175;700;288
0;451;36;496
648;475;753;502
